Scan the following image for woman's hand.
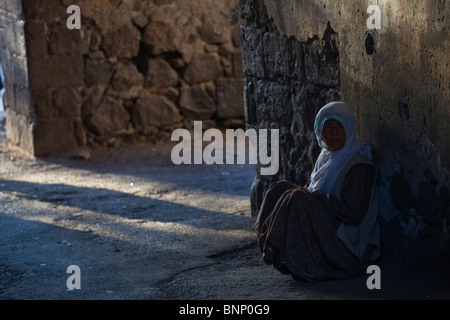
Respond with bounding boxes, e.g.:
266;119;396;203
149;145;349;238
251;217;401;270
312;188;326;199
301;182;311;192
312;188;324;195
312;189;331;208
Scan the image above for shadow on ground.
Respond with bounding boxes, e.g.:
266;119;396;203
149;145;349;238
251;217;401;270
0;139;449;300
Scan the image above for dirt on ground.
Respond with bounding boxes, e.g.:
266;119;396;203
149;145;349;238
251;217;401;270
1;127;450;301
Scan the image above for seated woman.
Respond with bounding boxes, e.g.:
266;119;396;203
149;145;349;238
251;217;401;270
256;101;380;282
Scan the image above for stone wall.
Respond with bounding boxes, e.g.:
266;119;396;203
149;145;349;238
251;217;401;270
240;3;341;214
0;1;35;154
240;0;450;270
1;0;244;156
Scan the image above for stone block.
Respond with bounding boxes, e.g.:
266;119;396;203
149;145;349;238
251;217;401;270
84;97;130;137
183;54;222;85
89;29;103;52
22;0;66;23
132;13;149;29
24;21;47;59
81;97;99;120
243;77;257;125
53;87;81;118
231;24;242;48
85;59;113;87
216;78;244;119
142;21;182;56
5;0;24;15
303;39;340;87
112;64;144;99
12;53;29;86
5;107;35;155
132;93;180;128
263;32;304;80
33;88;54;119
102;24;141;59
33;118;83;156
13;84;33;117
48;23;90;56
197;23;228;44
2;83;15;112
291;83;329;135
179;85;216;120
233;51;245;78
239;0;269;27
253;79;293;127
144;59;178;89
29;55;84;89
240;25;264;78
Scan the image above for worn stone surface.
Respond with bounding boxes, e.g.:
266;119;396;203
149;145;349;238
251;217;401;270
48;23;90;56
0;1;34;154
240;25;265;79
197;23;228;45
5;109;35;155
142;21;185;57
303;25;340;87
179;86;216;120
216;78;245;119
112;64;144;99
31;55;85;90
1;0;245;155
33;118;84;156
102;24;141;59
262;32;304;80
53;87;82;118
33;89;54;119
85;59;113;87
144;59;179;89
84;97;130;137
132;93;180;128
183;54;223;85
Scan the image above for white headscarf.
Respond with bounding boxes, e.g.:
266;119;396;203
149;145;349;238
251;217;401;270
308;102;372;194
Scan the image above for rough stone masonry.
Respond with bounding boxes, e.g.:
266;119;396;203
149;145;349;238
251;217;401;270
0;0;245;156
240;0;450;271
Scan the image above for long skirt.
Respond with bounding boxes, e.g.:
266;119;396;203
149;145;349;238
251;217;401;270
256;181;365;281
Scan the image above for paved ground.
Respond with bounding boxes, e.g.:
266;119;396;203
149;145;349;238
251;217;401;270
0;123;450;301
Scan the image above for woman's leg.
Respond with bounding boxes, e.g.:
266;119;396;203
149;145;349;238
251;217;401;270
282;189;364;281
255;181;298;238
255;181;298;265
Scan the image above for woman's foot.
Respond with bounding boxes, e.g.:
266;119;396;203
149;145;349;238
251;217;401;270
262;247;275;265
277;263;292;275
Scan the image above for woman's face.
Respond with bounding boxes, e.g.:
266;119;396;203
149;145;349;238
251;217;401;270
322;120;346;151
